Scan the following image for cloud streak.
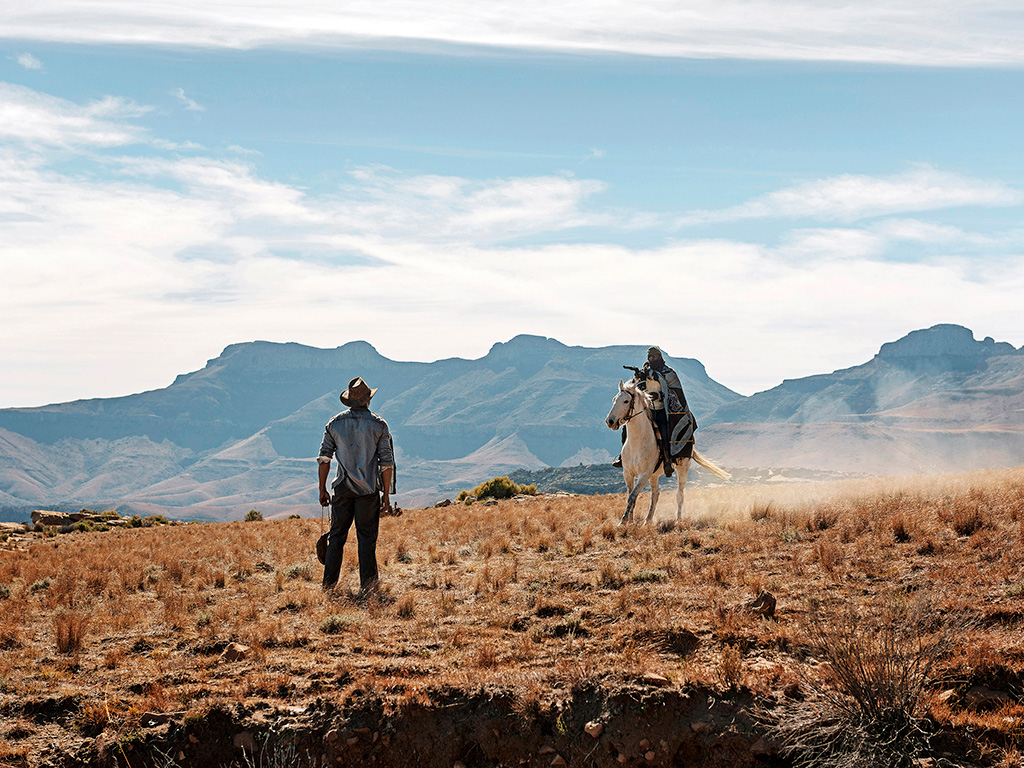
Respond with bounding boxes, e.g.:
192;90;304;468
678;167;1022;226
3;1;1024;65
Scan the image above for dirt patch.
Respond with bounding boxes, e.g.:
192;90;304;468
36;682;781;768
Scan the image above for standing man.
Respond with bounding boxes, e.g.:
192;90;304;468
317;376;395;593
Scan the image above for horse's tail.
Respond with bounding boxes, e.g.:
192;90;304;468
691;448;731;480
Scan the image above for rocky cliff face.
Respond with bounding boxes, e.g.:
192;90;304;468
700;325;1024;475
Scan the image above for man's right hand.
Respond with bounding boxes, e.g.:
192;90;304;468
319;489;331;507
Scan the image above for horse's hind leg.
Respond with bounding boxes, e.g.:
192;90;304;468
675;458;692;522
645;475;660;524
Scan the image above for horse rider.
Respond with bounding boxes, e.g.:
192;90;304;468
612;346;695;478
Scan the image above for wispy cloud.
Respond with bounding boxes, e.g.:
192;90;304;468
1;81;1023;406
0;82;150;148
14;53;42;70
3;2;1024;65
171;87;204;112
678;167;1022;226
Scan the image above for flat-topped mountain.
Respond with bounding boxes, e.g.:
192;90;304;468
700;324;1024;474
0;336;738;519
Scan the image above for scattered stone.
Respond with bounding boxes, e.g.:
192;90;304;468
645;751;656;761
539;746;556;755
484;499;498;507
935;689;957;705
346;737;359;746
584;720;604;738
639;739;650;749
617;756;628;764
233;732;255;752
189;735;199;744
551;757;567;767
0;522;26;534
326;729;340;743
220;642;250;662
745;590;777;619
641;672;671;687
434;499;452;508
690;721;708;733
454;762;466;768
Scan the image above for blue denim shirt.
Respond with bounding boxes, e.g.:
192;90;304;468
317;407;394;497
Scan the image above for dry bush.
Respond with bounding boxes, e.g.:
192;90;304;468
53;610;89;655
765;595;970;768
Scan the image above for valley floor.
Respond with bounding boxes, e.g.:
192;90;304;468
2;467;1023;767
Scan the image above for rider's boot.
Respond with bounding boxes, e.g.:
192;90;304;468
611;427;626;468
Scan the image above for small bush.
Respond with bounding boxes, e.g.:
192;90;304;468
765;596;968;768
320;615;350;634
54;610;89;654
142;515;169;527
459;476;537;502
244;510;264;522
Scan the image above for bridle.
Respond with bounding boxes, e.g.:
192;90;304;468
616;387;647;429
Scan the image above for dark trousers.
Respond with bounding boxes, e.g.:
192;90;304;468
322;492;380;590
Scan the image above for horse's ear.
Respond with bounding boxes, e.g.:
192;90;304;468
618;379;625;391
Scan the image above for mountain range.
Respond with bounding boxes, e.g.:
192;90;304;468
1;324;1021;521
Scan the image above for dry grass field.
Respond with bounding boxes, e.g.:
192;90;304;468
1;467;1023;768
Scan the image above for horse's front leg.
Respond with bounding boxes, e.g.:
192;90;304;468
675;457;692;521
645;474;660;524
621;470;651;525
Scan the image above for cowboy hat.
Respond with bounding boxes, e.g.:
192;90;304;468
340;376;377;407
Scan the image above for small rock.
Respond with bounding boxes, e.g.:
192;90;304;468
354;727;371;735
690;721;708;733
641;672;671;687
746;590;777;619
539;746;557;755
434;499;452;508
934;689;956;705
346;737;359;746
189;735;199;744
233;732;255;752
551;757;567;767
326;729;340;743
485;499;498;506
454;763;467;768
639;739;650;749
645;751;656;761
584;720;604;738
618;756;628;764
220;642;250;663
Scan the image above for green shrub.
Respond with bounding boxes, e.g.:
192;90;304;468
142;515;168;527
460;476;538;502
127;515;143;528
244;510;264;522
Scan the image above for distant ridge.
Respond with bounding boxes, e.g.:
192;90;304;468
699;324;1024;474
0;336;739;520
1;325;1021;522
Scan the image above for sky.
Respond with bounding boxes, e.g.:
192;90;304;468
2;2;1023;407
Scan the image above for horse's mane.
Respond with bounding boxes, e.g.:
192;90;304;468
622;379;653;410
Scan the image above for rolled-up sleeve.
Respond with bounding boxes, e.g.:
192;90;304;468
318;426;336;463
376;427;394;467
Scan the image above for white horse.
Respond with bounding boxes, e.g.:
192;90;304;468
605;379;731;525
